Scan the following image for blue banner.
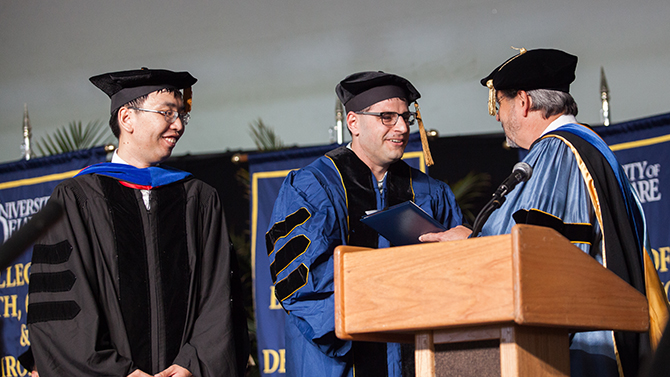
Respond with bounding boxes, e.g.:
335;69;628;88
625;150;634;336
596;112;670;299
0;147;108;375
249;134;426;376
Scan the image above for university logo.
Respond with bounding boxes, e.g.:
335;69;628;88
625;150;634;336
622;160;662;203
0;196;50;243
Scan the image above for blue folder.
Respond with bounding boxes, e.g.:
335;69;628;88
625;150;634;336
360;201;446;246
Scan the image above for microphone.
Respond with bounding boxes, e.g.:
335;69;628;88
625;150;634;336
0;199;64;270
470;162;533;238
493;162;533;198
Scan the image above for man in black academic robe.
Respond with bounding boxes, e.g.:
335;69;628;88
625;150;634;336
27;69;246;377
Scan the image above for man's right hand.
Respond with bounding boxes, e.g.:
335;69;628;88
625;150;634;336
418;225;472;243
128;369;153;377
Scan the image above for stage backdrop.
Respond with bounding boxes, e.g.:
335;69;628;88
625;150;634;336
0;147;107;375
249;134;426;376
596;112;670;298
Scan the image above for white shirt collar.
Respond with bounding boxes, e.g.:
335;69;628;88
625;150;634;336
111;151;160;168
111;150;129;165
111;151;152;209
540;114;578;137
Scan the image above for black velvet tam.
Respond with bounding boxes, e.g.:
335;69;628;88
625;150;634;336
336;71;421;113
481;49;578;93
90;68;197;112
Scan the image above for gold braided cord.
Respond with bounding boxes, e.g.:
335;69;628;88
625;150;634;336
414;102;434;166
498;46;527;71
511;46;527;54
487;47;527;116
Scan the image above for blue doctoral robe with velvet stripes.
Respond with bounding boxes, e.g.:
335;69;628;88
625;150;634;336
481;123;667;377
266;146;463;377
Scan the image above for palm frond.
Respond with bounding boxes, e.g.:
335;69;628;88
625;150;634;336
446;171;492;223
249;118;284;151
33;120;114;157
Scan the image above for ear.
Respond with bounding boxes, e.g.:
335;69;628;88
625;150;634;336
517;91;531;117
118;107;135;134
346;111;360;137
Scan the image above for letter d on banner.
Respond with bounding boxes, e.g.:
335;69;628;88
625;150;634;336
262;349;286;374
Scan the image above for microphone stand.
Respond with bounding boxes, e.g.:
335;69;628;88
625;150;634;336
470;162;532;238
470;193;507;238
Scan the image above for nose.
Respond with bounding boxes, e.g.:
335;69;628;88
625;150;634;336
495;112;501;122
171;117;184;133
394;116;409;133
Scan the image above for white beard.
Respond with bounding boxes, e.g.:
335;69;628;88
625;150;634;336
505;136;520;149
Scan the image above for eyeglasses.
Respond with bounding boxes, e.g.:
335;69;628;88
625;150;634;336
129;107;190;126
355;111;417;127
494;96;503;114
495;95;511;114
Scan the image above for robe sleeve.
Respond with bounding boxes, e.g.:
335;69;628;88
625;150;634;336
28;182;137;376
480;137;595;253
173;189;240;377
429;179;465;229
266;169;352;357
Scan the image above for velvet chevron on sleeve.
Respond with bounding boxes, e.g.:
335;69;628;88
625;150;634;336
28;170;242;377
266;146;463;377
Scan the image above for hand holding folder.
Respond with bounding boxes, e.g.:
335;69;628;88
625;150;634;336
360;201;446;246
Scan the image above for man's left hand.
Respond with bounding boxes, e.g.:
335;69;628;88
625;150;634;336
154;365;192;377
418;225;472;243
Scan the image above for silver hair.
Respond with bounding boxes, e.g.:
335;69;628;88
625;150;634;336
526;89;578;118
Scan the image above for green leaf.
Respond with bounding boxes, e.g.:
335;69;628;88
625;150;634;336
248;118;285;151
445;171;492;223
33;120;115;157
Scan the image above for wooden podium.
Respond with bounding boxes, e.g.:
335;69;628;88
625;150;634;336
333;225;649;377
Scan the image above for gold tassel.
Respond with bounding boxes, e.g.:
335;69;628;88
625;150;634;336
487;47;527;117
184;87;193;113
414;102;434;166
487;80;496;116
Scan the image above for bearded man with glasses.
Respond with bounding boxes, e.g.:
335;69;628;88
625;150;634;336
266;71;470;377
27;68;247;377
420;48;669;377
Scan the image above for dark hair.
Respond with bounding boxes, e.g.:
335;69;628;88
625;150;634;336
109;88;181;138
498;89;578;119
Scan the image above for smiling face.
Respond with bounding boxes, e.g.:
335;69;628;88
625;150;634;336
348;97;410;180
117;90;185;168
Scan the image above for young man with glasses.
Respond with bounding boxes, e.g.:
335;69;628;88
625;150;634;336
266;71;470;377
27;68;246;377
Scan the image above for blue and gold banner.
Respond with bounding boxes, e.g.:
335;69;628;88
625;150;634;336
249;134;426;376
0;147;107;374
597;112;670;299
